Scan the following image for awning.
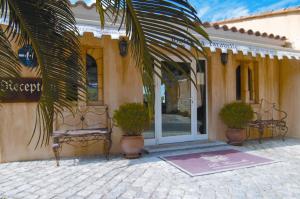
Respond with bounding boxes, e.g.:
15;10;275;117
2;16;299;60
199;39;300;60
77;23;300;60
77;24;125;39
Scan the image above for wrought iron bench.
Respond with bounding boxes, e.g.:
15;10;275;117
52;105;112;166
247;99;288;143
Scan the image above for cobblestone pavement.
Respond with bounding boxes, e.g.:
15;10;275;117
1;138;300;199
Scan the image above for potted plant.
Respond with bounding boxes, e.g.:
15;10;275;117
113;103;150;158
219;102;254;145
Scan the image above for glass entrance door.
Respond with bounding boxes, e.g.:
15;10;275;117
197;60;207;135
159;62;193;143
144;59;208;145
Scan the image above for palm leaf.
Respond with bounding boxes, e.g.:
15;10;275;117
0;27;21;99
97;0;209;113
0;27;20;78
1;0;86;147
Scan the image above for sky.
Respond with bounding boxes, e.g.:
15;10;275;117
70;0;300;22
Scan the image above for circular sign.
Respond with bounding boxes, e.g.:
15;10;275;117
18;45;38;67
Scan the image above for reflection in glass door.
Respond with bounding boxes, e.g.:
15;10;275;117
144;59;208;146
197;60;207;135
161;62;192;138
143;88;155;139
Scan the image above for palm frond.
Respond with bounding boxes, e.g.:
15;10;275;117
96;0;209;112
1;0;86;147
0;27;20;79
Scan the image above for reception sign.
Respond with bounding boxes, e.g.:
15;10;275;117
0;78;42;102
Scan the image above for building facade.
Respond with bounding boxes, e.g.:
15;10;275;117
0;2;300;162
214;7;300;140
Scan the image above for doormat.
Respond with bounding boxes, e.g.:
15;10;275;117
161;149;276;176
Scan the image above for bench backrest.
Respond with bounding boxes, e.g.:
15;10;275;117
54;105;111;131
255;99;287;121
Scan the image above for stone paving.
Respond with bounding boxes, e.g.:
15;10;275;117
1;138;300;199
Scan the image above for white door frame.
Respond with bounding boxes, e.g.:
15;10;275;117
145;57;208;146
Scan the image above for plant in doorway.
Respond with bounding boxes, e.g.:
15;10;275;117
219;102;254;145
113;103;150;158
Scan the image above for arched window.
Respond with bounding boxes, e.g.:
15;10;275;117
236;65;242;100
86;54;98;101
248;68;254;101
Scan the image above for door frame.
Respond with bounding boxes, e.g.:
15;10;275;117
145;57;208;146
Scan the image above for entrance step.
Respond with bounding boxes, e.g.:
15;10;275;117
144;140;227;153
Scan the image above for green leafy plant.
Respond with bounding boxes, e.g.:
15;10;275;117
113;103;150;136
219;102;254;129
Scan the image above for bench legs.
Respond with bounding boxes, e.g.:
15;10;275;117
105;138;112;160
258;127;264;144
52;143;61;167
52;136;112;166
248;124;288;144
280;125;288;141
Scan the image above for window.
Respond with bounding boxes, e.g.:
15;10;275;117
248;68;254;101
235;63;258;103
86;54;98;102
236;65;242;101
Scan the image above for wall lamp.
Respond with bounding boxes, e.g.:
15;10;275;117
119;37;128;57
221;52;228;66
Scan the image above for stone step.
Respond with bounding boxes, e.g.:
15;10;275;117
144;140;227;153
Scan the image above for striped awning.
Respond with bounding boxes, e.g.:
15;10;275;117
199;39;300;60
77;23;300;60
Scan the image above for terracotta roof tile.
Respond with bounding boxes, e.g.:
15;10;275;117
231;27;238;32
203;22;211;28
239;28;245;33
213;24;220;29
247;29;254;35
69;1;287;41
202;22;287;40
275;35;281;39
255;31;261;36
69;1;96;9
222;25;229;31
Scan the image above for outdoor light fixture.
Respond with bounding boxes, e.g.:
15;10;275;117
221;52;228;65
119;38;128;57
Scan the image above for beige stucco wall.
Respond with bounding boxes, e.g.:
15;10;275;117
206;50;281;140
219;12;300;50
0;31;297;163
279;59;300;138
0;33;143;163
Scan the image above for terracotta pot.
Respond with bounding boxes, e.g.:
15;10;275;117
120;135;144;159
225;128;246;146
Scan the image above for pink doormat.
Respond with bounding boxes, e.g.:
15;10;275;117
161;149;276;176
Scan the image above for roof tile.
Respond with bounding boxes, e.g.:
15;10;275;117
69;1;96;9
69;0;287;41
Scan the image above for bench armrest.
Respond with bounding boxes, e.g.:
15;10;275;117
273;106;288;121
